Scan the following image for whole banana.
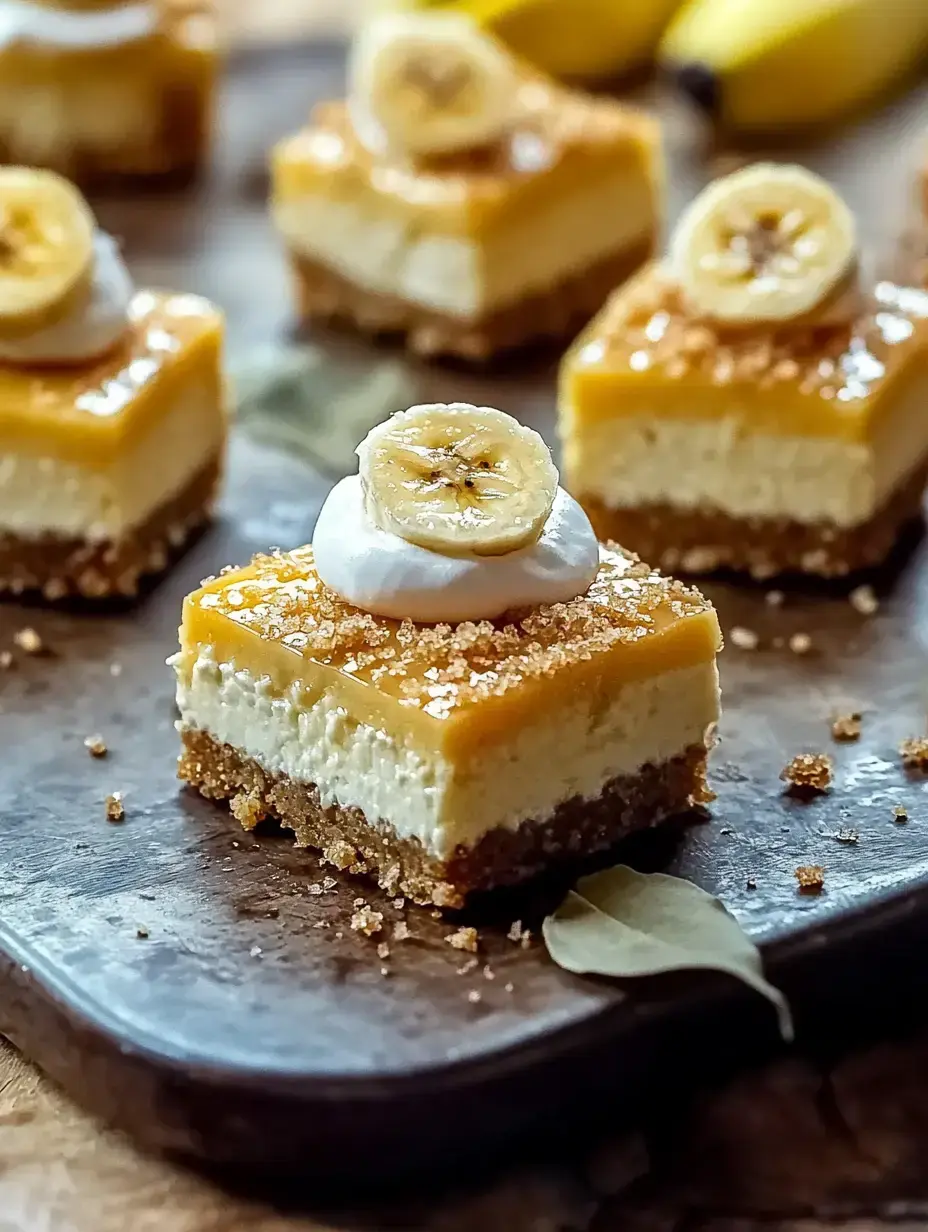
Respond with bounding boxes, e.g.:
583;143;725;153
661;0;928;133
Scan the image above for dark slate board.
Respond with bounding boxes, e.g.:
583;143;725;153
3;43;928;1177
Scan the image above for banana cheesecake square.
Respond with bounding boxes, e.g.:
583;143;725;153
270;13;661;362
560;164;928;579
0;1;217;185
0;168;225;600
175;403;721;909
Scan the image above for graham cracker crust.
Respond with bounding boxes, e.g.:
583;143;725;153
578;462;928;581
178;727;711;909
0;453;222;602
289;236;655;362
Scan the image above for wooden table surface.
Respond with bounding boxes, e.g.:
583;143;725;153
6;3;928;1229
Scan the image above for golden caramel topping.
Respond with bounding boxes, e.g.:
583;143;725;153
190;543;714;720
573;264;928;404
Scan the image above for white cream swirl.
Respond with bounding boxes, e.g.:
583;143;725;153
0;1;156;50
313;474;600;623
0;232;132;366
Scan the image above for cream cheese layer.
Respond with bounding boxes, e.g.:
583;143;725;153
174;648;720;859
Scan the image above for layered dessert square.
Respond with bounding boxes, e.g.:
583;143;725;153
0;1;217;184
0;168;225;600
175;402;720;908
560;163;928;578
270;12;661;362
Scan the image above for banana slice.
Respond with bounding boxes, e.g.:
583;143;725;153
348;13;518;159
670;163;857;326
0;167;95;338
358;402;558;558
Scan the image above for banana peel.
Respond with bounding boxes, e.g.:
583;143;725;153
661;0;928;132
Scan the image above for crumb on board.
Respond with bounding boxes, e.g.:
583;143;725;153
894;805;909;823
445;926;479;953
104;792;125;823
765;590;784;607
376;941;390;960
136;926;149;939
788;632;813;655
250;945;262;958
781;752;833;794
795;864;825;893
900;737;928;769
13;627;43;655
323;840;357;871
507;920;526;944
729;626;759;650
467;990;482;1004
746;877;757;890
350;905;384;937
380;966;390;977
483;965;496;981
230;790;265;830
110;662;123;677
830;712;862;742
83;734;108;758
849;585;879;615
0;650;12;670
393;920;411;942
833;827;859;844
504;982;514;994
322;876;337;891
457;957;479;976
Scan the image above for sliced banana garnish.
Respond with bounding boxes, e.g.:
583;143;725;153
0;167;95;337
358;402;559;558
348;13;517;159
670;163;857;327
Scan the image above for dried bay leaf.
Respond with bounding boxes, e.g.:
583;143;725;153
543;865;793;1041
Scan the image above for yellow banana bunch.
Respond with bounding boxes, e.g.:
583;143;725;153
367;0;687;81
661;0;928;133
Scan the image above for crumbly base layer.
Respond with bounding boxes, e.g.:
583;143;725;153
0;454;221;601
289;238;654;362
178;728;712;908
577;462;928;580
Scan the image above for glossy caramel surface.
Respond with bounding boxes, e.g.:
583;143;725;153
180;544;721;756
272;82;659;237
0;290;223;466
563;264;928;442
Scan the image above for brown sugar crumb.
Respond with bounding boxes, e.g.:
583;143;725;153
350;905;384;937
393;920;411;942
467;990;482;1004
830;712;862;742
376;941;390;960
789;633;813;656
781;752;833;794
0;650;12;670
230;790;265;830
445;926;479;953
900;737;928;769
13;627;43;655
849;584;879;615
894;805;909;823
323;839;358;871
795;864;825;894
104;792;125;823
833;827;859;844
83;734;108;758
730;625;759;650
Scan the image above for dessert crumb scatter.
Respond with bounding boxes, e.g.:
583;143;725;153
830;712;862;742
393;920;411;942
230;790;265;830
0;650;12;670
13;627;43;655
730;625;759;650
322;876;337;891
834;827;859;844
483;965;496;981
504;982;515;994
467;990;482;1004
350;905;384;937
380;966;390;977
788;633;813;656
765;590;784;607
376;942;390;960
105;792;125;823
894;805;909;823
507;920;525;944
781;752;833;794
849;585;879;615
83;734;108;758
456;958;479;976
900;737;928;769
446;926;479;953
795;865;825;893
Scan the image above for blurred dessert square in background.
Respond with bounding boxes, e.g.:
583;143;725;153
560;163;928;580
0;0;217;185
270;11;662;362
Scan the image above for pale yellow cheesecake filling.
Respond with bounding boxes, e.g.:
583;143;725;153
174;647;720;860
273;166;655;320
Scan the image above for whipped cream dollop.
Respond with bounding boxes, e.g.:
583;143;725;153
313;474;600;623
0;0;156;49
0;232;133;365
